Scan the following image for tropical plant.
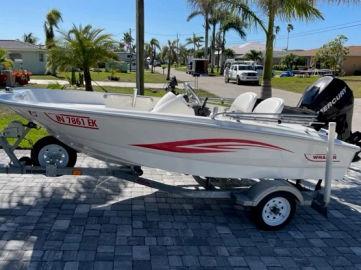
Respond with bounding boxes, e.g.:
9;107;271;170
314;35;349;75
244;50;263;63
219;14;247;73
44;9;63;75
286;23;294;50
228;0;323;98
281;53;298;70
187;0;218;59
149;38;161;73
186;33;204;56
23;33;38;44
0;49;13;70
50;24;115;91
274;25;280;47
161;40;178;80
122;31;134;52
178;44;190;65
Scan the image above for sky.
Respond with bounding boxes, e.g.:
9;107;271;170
0;0;361;50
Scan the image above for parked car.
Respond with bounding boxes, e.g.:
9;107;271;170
280;71;294;77
225;64;259;85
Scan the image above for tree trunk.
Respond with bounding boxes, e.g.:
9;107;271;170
220;31;226;75
151;47;155;73
83;68;93;91
210;23;216;74
261;5;276;99
204;14;209;60
167;61;171;80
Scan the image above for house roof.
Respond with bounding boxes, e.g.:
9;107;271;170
230;42;282;56
0;40;45;51
289;46;361;57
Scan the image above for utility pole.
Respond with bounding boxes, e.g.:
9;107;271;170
136;0;144;95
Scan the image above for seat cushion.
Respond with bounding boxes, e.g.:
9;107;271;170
229;92;257;113
253;97;285;115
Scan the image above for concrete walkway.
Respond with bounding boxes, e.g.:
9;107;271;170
29;79;167;89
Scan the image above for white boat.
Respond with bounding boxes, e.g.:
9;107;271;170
0;86;358;181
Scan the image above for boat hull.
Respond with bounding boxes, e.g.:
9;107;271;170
0;89;358;180
11;106;358;180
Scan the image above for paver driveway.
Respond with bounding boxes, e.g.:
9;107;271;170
1;151;361;270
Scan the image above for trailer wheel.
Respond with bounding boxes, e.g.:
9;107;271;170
19;156;33;166
252;191;296;231
31;136;77;168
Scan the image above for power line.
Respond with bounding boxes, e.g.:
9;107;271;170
227;20;361;45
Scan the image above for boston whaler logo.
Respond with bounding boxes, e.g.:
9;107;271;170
304;154;339;162
319;87;346;113
45;112;99;129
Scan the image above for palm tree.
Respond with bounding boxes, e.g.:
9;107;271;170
274;25;280;48
229;0;322;99
178;44;190;65
50;24;115;91
23;33;38;44
0;49;13;69
244;50;263;63
149;38;160;73
123;31;134;53
44;9;63;75
286;23;294;50
219;14;247;74
187;0;217;59
162;40;178;80
186;33;204;56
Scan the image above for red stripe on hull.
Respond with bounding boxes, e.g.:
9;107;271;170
132;138;292;154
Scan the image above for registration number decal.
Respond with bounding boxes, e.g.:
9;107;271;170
45;113;99;129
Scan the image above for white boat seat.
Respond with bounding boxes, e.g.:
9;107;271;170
152;91;177;112
151;94;195;116
229;92;257;113
253;97;284;116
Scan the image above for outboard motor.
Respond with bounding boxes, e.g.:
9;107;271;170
297;76;354;140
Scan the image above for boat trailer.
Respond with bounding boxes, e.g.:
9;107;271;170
0;120;336;230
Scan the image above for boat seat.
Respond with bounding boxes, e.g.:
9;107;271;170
151;94;195;116
229;92;257;113
253;97;284;116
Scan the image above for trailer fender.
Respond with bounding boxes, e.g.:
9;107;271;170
232;179;304;207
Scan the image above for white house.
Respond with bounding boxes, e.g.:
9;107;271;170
0;40;47;74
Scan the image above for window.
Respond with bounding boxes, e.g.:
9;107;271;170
9;53;22;61
39;53;44;62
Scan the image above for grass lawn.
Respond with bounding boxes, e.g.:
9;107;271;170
31;70;167;83
0;85;215;148
272;76;361;98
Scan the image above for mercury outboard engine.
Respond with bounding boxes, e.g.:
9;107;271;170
297;76;354;141
293;76;361;161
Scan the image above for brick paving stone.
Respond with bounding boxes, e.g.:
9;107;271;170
64;261;79;270
133;246;150;260
1;152;361;269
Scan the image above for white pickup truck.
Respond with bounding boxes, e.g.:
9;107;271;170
225;64;260;85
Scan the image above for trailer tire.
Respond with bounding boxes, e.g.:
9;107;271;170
19;156;33;166
252;191;296;231
31;136;77;168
